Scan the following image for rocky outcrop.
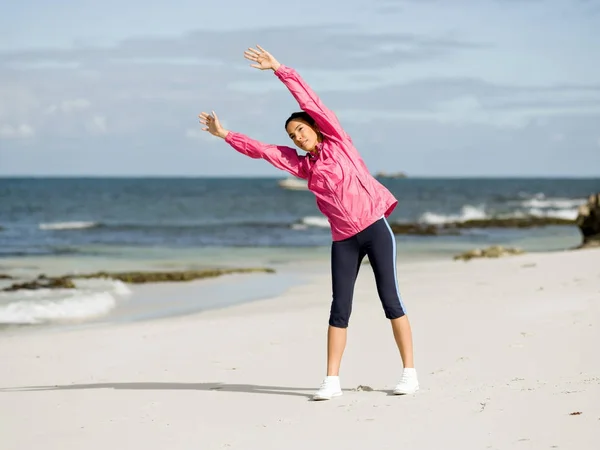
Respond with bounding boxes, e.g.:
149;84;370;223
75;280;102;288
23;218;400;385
453;245;525;261
575;193;600;249
0;274;13;280
390;216;574;236
74;268;275;283
2;276;76;292
1;267;275;292
389;223;459;236
445;217;573;229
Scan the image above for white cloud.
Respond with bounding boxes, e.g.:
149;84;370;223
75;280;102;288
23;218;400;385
0;85;40;122
340;95;533;129
85;115;107;134
45;98;92;115
1;8;598;176
0;26;480;72
0;123;35;139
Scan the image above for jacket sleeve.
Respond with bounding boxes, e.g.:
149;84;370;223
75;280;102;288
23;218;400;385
225;131;309;179
274;65;346;141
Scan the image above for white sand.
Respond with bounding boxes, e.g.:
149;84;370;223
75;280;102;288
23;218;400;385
1;248;599;450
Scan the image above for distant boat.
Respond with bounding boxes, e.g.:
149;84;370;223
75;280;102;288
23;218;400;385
278;177;309;191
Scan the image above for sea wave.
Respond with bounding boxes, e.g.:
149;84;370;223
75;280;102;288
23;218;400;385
418;201;580;224
0;279;131;325
291;216;330;230
519;194;585;210
39;221;99;230
37;219;291;232
516;194;583;221
31;195;584;236
0;247;81;257
419;205;487;225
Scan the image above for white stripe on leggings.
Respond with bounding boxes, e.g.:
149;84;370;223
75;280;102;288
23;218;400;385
382;217;407;314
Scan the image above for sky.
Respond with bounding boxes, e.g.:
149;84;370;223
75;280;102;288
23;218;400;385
0;0;599;177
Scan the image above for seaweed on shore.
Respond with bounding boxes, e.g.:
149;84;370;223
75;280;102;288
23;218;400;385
453;245;525;261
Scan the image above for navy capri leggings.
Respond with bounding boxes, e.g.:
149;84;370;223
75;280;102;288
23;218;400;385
329;216;406;328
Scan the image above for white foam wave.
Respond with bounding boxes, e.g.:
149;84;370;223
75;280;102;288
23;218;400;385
39;221;98;230
516;194;584;221
527;208;579;221
294;200;579;230
0;279;131;325
520;197;585;209
419;205;487;225
518;192;545;200
292;216;331;230
419;202;580;224
0;292;117;325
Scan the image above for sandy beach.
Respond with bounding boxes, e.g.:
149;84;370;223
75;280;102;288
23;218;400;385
1;248;599;450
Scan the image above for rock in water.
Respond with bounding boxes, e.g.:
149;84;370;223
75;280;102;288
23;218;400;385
453;245;525;261
575;193;600;249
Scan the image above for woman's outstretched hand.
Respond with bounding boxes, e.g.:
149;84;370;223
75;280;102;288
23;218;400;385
198;111;228;139
244;45;281;71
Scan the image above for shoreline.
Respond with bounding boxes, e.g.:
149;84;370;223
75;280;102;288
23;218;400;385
0;239;590;332
0;262;316;335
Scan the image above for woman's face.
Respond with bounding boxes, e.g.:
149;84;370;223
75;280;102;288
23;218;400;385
286;118;320;153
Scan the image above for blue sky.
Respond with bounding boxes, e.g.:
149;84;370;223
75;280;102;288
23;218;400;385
1;0;599;177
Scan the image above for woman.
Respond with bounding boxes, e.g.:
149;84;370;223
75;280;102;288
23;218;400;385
199;45;419;401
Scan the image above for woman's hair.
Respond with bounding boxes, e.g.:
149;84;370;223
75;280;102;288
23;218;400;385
284;111;316;130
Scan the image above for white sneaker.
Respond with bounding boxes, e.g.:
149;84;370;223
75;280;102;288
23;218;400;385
312;376;343;401
393;368;419;395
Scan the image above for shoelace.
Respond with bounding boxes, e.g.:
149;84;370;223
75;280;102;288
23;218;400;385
319;379;336;390
398;373;415;385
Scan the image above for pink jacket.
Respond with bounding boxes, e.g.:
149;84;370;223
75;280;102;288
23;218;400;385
224;64;398;241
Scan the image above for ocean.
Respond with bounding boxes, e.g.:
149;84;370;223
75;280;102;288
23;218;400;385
0;176;597;328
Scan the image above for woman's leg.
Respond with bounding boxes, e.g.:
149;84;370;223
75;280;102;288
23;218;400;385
313;237;364;400
364;218;419;393
327;237;365;375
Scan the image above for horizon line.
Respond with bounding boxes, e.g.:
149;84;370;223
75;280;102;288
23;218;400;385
1;174;599;179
